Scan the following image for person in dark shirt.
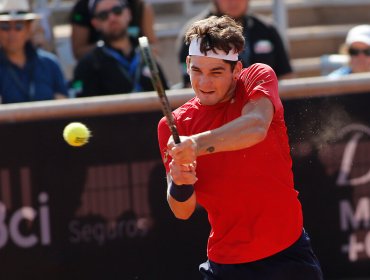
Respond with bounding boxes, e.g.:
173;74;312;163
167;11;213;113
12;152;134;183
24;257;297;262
73;0;167;97
70;0;157;60
178;0;293;87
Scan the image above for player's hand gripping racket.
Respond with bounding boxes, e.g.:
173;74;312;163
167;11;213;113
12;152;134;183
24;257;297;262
138;36;181;144
139;37;195;196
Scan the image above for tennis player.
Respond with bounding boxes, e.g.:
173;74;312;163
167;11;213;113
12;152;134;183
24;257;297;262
157;16;323;279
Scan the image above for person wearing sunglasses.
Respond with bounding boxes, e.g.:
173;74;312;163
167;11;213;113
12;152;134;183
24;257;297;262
72;0;168;97
0;0;68;103
177;0;294;88
70;0;157;61
329;25;370;78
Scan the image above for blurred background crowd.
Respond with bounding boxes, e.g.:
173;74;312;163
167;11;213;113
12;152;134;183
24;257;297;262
0;0;370;103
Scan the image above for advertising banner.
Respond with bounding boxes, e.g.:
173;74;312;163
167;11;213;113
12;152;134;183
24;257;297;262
0;92;369;279
285;92;370;279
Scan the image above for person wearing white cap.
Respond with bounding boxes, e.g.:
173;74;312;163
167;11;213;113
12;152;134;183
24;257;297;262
158;15;323;280
329;25;370;78
0;0;68;103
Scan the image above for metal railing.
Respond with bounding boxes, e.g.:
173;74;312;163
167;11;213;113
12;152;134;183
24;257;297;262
0;72;369;124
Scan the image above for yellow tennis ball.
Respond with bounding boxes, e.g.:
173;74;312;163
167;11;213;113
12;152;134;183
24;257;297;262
63;122;91;147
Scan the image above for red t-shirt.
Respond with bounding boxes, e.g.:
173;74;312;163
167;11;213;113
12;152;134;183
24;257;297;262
158;63;303;264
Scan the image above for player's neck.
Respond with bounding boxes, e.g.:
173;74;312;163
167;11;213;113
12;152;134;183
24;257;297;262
220;81;237;103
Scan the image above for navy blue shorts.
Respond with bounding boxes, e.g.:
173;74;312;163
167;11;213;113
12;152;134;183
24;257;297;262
199;230;323;280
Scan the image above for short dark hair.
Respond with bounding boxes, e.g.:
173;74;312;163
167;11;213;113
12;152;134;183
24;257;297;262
184;15;245;57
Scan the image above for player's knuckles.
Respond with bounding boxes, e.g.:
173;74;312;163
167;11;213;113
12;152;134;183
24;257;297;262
170;163;181;172
168;146;178;155
169;152;184;163
179;165;189;171
169;161;182;173
170;156;185;166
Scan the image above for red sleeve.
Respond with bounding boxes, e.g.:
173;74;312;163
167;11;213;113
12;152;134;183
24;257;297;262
241;63;282;114
157;117;172;173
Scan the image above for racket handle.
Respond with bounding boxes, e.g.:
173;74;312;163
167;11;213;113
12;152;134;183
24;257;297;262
171;127;181;144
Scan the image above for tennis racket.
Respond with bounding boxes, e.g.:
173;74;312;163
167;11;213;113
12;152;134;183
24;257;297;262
138;36;181;144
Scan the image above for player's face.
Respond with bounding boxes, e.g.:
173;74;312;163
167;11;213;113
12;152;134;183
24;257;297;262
348;42;370;73
215;0;249;19
187;55;242;106
92;0;131;40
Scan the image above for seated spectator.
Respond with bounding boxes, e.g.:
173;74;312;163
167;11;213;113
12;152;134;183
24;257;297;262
72;0;168;97
177;0;293;87
329;25;370;78
70;0;157;60
0;0;68;104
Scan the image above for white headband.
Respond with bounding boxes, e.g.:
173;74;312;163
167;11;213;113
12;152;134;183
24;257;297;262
188;38;239;61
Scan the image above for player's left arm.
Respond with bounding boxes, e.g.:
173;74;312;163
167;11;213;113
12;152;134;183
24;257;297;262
168;96;274;164
196;96;274;155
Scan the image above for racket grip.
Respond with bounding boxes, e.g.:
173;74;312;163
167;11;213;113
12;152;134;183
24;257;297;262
172;128;181;144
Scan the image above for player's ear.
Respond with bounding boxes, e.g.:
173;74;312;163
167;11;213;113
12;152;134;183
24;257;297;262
233;61;242;79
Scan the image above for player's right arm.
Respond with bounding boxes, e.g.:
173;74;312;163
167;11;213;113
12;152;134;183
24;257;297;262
166;171;197;220
158;117;197;220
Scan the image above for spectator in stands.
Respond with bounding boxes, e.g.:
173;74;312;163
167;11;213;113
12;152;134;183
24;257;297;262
70;0;157;60
0;0;68;103
72;0;168;97
329;25;370;78
177;0;293;87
